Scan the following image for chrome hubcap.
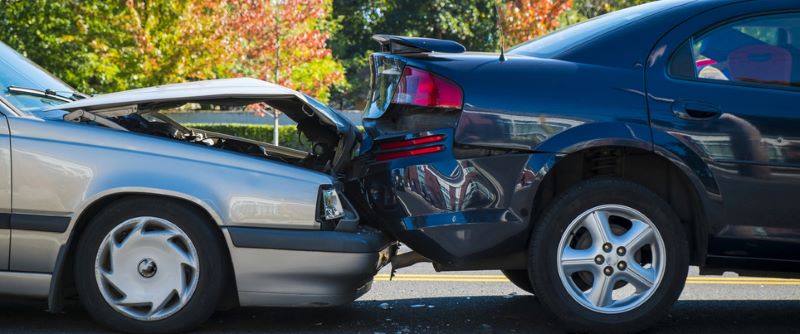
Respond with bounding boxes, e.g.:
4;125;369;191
94;217;199;321
556;204;666;314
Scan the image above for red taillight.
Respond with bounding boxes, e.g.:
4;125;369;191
378;134;445;150
375;134;446;161
375;145;444;161
391;66;463;109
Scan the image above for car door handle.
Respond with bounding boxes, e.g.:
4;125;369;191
672;101;721;120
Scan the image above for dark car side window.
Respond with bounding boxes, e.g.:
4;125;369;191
669;12;800;89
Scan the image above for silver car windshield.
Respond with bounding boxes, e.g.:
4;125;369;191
0;42;76;118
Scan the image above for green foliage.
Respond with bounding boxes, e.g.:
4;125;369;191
0;0;111;92
0;0;343;102
187;123;310;151
0;1;227;94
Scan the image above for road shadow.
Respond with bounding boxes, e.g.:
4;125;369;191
0;297;798;333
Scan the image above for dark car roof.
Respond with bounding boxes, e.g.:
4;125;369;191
510;0;747;67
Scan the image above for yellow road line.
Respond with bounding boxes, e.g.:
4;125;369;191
374;274;800;281
373;274;800;285
685;281;800;286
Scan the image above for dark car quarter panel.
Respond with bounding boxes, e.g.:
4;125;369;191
646;0;800;270
358;43;653;268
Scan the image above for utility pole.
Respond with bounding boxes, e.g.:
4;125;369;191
270;0;286;146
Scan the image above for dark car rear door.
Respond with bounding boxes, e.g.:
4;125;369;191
646;1;800;263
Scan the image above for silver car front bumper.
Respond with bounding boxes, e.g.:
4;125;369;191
222;226;394;307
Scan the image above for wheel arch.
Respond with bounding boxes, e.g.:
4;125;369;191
529;140;713;267
48;190;238;313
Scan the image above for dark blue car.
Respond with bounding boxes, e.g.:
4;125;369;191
350;0;800;332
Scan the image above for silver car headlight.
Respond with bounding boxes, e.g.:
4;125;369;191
320;187;345;220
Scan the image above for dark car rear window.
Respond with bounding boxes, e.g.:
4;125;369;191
508;0;694;58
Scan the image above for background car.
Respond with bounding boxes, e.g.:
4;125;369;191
0;42;393;333
351;0;800;332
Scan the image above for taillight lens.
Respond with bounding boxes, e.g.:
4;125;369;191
378;134;445;150
375;145;444;161
391;66;463;109
375;134;446;161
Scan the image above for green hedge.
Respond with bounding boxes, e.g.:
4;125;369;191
186;123;310;151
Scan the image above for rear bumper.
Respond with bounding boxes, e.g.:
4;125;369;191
350;136;557;268
222;226;394;307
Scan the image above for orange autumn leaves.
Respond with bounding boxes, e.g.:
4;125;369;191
219;0;344;101
501;0;573;46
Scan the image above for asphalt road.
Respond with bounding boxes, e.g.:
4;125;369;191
2;264;800;333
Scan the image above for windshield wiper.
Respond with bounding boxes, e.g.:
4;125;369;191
7;85;75;103
71;91;90;100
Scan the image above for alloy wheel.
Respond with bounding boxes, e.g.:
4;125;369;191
556;204;666;314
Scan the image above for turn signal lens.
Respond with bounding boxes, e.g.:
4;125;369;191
321;188;344;220
391;67;463;108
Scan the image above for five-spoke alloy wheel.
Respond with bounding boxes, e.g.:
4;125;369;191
75;197;228;334
530;178;689;333
557;204;665;314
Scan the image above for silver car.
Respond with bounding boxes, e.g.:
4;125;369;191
0;42;394;333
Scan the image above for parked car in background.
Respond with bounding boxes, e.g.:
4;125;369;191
352;0;800;332
0;42;394;333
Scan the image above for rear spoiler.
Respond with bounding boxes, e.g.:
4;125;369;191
372;35;466;54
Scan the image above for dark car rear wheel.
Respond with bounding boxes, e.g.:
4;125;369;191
74;197;227;333
502;270;534;294
529;178;688;333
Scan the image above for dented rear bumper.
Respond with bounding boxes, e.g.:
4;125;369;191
350;131;558;269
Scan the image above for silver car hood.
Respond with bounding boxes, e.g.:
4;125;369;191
47;78;354;132
48;78;360;175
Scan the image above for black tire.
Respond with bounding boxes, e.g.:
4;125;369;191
502;269;535;294
74;196;228;333
529;178;689;333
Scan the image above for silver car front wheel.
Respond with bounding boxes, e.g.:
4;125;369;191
75;197;227;333
95;216;200;321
